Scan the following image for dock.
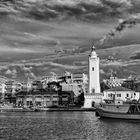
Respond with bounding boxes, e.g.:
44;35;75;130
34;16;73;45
0;107;96;112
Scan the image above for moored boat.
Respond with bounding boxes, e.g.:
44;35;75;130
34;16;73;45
95;99;140;120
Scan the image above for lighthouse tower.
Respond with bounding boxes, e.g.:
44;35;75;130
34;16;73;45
88;46;100;93
84;46;101;108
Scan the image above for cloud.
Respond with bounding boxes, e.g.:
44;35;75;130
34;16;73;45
21;65;33;72
0;45;39;54
19;65;36;79
25;72;36;79
48;62;84;69
5;69;17;78
96;13;140;47
2;0;139;22
100;69;105;74
5;69;12;75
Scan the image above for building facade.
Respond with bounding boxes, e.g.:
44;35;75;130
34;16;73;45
16;90;59;108
0;83;6;102
102;86;140;102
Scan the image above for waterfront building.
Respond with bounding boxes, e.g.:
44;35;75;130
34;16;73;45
84;46;102;108
102;86;140;102
58;91;75;106
47;81;75;106
16;90;75;108
16;89;59;108
16;81;75;107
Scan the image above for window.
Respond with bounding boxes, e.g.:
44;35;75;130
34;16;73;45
126;93;129;97
92;67;94;71
108;93;112;97
36;96;41;98
117;94;121;97
108;94;111;97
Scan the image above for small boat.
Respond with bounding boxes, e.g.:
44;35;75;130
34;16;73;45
95;99;140;120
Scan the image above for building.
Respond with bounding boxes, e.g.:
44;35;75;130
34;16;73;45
102;86;140;102
0;83;6;102
61;83;82;96
59;73;88;96
58;91;75;106
32;80;43;90
16;89;59;108
4;80;23;104
84;46;102;108
47;81;75;106
103;76;126;88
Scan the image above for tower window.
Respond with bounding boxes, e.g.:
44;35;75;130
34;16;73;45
92;67;94;71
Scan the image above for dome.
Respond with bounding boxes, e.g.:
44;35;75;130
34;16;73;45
91;46;96;51
90;46;97;58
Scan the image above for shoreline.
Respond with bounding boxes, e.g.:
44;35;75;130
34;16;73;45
0;107;96;112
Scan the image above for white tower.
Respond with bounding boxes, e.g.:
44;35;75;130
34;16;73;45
83;46;102;108
88;46;100;93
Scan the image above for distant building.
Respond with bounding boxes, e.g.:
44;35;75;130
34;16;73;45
61;83;82;96
5;81;22;97
21;81;32;92
0;83;6;102
32;80;43;90
41;72;88;91
133;80;140;92
4;80;22;104
102;86;140;102
104;76;126;88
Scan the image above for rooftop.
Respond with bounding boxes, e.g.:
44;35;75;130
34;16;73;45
105;86;133;92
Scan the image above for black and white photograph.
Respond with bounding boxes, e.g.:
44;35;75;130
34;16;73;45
0;0;140;139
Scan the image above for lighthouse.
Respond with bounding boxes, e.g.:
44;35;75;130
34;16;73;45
84;46;101;108
88;46;100;94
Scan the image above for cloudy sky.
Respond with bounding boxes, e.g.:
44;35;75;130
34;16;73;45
0;0;140;81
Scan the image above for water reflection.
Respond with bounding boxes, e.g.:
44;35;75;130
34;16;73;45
0;112;140;140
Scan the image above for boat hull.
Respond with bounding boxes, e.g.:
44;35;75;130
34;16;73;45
96;108;140;120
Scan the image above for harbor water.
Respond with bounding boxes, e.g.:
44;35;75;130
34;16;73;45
0;112;140;140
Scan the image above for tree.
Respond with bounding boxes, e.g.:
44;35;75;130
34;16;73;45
76;92;85;107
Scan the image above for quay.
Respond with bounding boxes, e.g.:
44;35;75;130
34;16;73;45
0;107;96;112
36;107;96;112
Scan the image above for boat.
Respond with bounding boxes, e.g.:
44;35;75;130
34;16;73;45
95;99;140;120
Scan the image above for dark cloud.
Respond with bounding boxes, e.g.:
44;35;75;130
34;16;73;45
1;0;140;21
131;52;140;60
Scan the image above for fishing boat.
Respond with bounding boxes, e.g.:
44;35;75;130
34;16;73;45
95;99;140;120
